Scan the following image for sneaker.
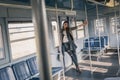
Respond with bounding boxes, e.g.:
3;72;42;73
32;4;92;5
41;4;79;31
76;68;81;74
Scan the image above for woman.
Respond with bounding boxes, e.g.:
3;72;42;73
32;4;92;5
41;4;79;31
61;20;87;73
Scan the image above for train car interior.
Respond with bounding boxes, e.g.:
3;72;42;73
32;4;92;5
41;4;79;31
0;0;120;80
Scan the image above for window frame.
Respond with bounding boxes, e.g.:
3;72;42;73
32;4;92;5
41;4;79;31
0;18;10;65
69;17;77;40
110;17;120;34
51;20;60;47
0;26;5;60
94;18;106;36
7;18;37;61
76;20;85;39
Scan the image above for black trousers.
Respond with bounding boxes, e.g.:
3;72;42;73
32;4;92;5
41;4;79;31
62;42;79;69
67;50;79;69
62;50;79;69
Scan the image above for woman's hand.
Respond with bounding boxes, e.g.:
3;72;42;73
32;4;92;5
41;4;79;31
79;20;88;27
83;20;88;26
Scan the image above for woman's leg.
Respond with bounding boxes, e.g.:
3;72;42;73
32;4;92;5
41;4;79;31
67;51;81;73
68;51;79;70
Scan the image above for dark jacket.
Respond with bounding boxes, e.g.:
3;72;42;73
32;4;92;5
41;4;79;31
61;29;77;54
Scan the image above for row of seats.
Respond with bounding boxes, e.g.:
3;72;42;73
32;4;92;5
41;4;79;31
81;36;108;52
0;57;39;80
0;57;63;80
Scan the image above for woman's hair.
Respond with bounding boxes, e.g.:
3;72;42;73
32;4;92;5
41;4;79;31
63;21;69;30
63;21;69;24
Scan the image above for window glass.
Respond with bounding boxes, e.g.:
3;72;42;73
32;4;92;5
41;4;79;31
70;18;76;28
70;17;77;39
0;25;5;59
51;21;60;47
94;18;105;35
110;17;120;34
8;22;36;59
76;21;84;38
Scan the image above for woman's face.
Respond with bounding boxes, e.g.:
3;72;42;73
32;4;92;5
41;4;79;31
63;22;68;29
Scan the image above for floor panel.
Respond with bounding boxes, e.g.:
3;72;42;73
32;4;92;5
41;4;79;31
65;52;120;80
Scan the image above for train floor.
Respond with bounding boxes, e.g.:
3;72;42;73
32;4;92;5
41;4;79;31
65;52;120;80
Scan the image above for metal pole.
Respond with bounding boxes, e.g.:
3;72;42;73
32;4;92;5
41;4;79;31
96;4;99;20
118;0;120;68
96;4;102;61
55;0;65;80
71;0;73;11
85;1;93;74
116;0;120;75
31;0;52;80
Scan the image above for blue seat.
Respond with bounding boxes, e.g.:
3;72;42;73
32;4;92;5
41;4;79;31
30;77;40;80
90;38;95;47
82;47;100;52
84;39;88;47
0;67;15;80
26;57;63;79
12;61;31;80
27;57;39;76
52;67;63;75
94;38;100;47
104;36;108;45
82;36;108;52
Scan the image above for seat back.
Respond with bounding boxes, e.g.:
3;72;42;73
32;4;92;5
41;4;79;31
27;57;39;75
84;36;108;49
0;67;15;80
104;36;108;46
12;61;31;80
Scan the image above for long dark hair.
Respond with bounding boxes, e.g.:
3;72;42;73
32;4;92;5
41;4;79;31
63;21;70;31
62;21;73;41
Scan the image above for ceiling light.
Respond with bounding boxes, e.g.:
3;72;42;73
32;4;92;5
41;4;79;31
106;0;119;7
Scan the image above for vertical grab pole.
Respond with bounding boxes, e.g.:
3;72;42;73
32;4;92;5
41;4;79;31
31;0;52;80
71;0;73;11
55;0;65;79
118;0;120;67
96;4;101;61
84;1;93;74
116;0;120;75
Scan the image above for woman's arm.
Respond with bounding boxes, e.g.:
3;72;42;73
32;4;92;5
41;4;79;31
70;20;88;30
78;20;88;27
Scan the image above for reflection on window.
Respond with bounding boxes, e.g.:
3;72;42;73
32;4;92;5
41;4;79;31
76;21;84;38
94;18;105;35
70;18;77;39
0;25;5;59
70;18;76;28
51;21;59;47
110;17;120;34
8;22;36;59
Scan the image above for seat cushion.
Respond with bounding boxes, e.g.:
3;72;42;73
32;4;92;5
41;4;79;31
104;77;120;80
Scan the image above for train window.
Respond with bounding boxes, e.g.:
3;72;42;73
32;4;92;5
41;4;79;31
76;21;84;38
51;21;60;47
94;18;105;35
110;17;120;34
70;18;76;28
8;22;36;59
70;17;77;39
0;25;5;59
